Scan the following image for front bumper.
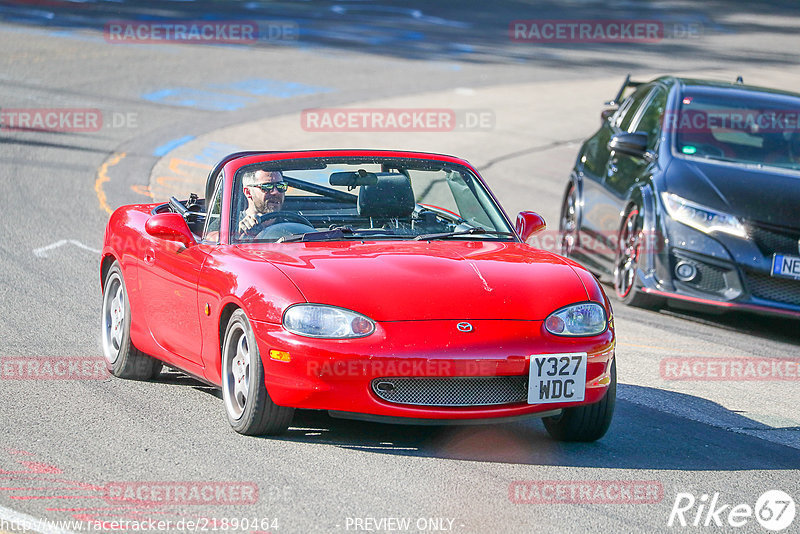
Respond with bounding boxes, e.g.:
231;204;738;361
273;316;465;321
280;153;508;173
642;219;800;318
250;319;615;421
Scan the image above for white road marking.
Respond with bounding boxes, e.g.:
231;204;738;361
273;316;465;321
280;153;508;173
0;503;78;534
32;240;101;258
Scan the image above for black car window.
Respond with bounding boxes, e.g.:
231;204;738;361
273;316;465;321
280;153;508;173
615;85;654;131
630;86;668;149
674;89;800;168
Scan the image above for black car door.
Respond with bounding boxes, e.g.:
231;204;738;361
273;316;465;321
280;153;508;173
600;86;669;269
579;84;656;273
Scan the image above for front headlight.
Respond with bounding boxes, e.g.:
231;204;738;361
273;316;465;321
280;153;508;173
545;302;608;336
283;304;375;338
661;192;746;238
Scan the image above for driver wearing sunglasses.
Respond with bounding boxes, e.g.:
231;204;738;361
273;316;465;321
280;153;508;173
238;169;288;236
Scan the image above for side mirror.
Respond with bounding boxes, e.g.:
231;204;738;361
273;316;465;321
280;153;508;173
601;108;617;122
608;131;648;158
515;211;546;242
145;213;196;248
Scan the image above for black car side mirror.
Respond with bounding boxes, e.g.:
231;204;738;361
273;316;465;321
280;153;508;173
608;132;649;158
601;108;617;122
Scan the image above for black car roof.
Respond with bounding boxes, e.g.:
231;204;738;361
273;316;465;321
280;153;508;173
627;75;800;101
674;77;800;100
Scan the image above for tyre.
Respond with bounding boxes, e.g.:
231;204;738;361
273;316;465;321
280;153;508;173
221;309;294;435
613;204;663;309
101;262;163;380
558;184;579;257
543;358;616;442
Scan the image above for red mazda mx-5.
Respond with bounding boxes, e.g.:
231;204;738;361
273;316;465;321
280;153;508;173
100;150;616;441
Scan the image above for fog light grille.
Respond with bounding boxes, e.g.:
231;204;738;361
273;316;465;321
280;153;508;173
672;252;727;293
371;376;528;407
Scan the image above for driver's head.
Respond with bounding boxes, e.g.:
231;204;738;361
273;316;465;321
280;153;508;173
243;170;285;214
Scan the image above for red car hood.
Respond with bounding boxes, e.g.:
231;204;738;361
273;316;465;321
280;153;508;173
234;241;589;321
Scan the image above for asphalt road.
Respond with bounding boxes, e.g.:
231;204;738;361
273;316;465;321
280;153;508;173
0;1;799;533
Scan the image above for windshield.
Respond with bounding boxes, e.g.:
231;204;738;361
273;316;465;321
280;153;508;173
229;157;515;243
672;89;800;170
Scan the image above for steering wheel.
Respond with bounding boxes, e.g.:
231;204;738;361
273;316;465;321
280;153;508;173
254;211;313;228
252;211;314;240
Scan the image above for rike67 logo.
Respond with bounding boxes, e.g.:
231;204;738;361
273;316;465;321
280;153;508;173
668;490;795;531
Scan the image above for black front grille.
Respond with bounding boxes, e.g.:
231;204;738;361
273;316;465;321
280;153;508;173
746;271;800;306
371;376;528;407
749;224;800;256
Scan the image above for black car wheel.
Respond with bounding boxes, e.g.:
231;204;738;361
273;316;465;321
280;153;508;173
613;205;662;309
222;309;294;435
543;359;616;442
558;184;579;257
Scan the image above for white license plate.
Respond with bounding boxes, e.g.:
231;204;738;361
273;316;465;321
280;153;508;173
528;353;587;404
771;254;800;281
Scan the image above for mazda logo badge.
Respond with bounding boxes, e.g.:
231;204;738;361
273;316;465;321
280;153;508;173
457;322;473;332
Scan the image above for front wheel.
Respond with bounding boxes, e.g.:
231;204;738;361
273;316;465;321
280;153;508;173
543;359;616;442
613;205;662;309
221;309;294;435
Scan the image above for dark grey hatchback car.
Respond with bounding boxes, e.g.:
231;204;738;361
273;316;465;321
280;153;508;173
559;75;800;318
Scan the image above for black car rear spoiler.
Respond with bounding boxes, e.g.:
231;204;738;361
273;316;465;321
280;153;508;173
605;74;646;107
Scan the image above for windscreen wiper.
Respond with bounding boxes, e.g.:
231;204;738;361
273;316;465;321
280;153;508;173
413;227;516;241
277;227;399;243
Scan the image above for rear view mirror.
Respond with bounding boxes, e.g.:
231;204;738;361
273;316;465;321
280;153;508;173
145;213;196;248
330;169;379;187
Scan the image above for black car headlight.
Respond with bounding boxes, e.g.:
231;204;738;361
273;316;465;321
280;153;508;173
545;302;608;336
283;304;375;338
661;192;746;238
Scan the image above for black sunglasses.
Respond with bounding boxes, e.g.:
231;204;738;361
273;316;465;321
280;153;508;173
251;182;288;192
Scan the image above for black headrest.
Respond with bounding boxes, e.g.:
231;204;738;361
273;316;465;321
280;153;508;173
358;175;415;218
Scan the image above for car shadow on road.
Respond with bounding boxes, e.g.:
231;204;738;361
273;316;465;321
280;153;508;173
157;365;799;470
658;306;800;346
268;384;800;470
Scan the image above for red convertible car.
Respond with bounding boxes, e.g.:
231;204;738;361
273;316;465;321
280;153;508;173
100;150;616;441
